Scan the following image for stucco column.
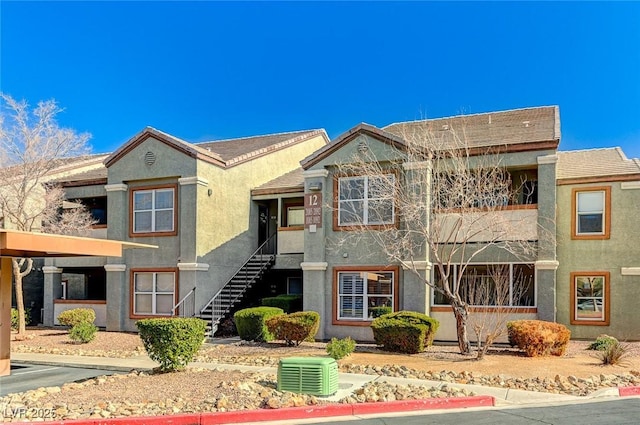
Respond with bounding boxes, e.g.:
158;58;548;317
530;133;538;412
105;183;128;241
178;176;209;265
536;154;559;322
0;257;12;376
105;264;126;331
42;266;63;326
177;262;209;314
302;168;329;339
402;160;432;314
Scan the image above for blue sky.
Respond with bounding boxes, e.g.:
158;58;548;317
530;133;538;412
1;2;639;158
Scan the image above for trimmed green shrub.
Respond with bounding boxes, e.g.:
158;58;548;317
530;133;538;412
370;311;440;354
69;322;98;343
11;308;31;330
326;337;356;360
265;311;319;346
369;306;392;318
234;307;284;342
57;308;96;327
507;320;571;357
261;295;303;313
588;334;619;351
136;318;206;372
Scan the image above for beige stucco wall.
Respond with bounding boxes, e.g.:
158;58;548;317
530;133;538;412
556;180;640;340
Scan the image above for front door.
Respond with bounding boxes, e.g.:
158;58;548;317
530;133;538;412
258;205;271;252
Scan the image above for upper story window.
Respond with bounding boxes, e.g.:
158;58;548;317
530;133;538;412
337;174;395;227
285;205;304;228
572;186;611;239
79;196;107;226
130;185;177;237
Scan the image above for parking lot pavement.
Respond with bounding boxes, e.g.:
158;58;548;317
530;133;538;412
0;363;117;396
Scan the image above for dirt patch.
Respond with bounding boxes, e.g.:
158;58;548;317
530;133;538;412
12;327;640;380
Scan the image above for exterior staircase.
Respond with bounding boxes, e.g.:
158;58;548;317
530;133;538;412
199;235;275;336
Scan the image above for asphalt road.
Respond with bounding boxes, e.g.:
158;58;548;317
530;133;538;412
303;398;640;425
0;363;117;396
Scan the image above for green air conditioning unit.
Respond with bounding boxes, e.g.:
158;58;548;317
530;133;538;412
277;356;339;396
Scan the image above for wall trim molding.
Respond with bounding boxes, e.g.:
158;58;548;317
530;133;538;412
178;176;209;187
177;263;210;271
104;183;128;192
302;169;329;179
535;260;559;270
104;264;126;272
402;161;431;171
537;154;558;165
621;267;640;276
621;181;640;190
401;260;432;271
301;261;328;271
42;266;63;274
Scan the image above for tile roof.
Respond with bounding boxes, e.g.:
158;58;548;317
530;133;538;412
52;167;108;187
105;127;327;169
251;168;304;195
197;130;323;163
557;148;640;180
384;106;560;149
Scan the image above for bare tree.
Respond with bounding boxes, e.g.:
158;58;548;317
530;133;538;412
466;265;533;359
332;122;538;355
0;93;93;339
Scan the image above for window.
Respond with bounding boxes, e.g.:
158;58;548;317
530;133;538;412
286;206;305;227
572;187;610;239
433;264;535;308
131;270;176;317
79;196;107;226
334;267;398;323
571;272;609;325
337;174;395;227
287;277;303;295
130;186;176;236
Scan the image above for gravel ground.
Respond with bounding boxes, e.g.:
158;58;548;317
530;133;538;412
5;328;640;422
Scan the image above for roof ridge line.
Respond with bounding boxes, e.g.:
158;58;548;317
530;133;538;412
383;105;559;129
195;128;321;145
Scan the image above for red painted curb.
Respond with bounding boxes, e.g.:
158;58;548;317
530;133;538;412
619;386;640;397
351;395;495;415
201;404;354;425
42;396;494;425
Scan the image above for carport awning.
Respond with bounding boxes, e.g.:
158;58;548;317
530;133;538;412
0;229;155;258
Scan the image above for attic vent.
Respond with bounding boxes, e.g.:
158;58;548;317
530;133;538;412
522;121;530;128
442;124;449;130
144;151;156;166
357;140;369;153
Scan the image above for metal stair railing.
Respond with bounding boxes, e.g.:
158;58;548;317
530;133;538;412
201;233;276;334
172;287;196;317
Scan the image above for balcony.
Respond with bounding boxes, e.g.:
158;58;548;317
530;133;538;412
277;227;304;254
435;208;538;243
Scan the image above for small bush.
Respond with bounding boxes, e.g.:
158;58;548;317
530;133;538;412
214;317;237;337
57;308;96;327
588;334;619;351
265;311;319;346
69;322;98;344
136;318;206;372
326;337;356;360
234;307;284;342
507;320;570;357
371;311;440;354
11;308;31;330
369;306;392;318
594;341;630;365
261;295;303;313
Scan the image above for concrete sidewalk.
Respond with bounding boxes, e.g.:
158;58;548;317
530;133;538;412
11;352;585;406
